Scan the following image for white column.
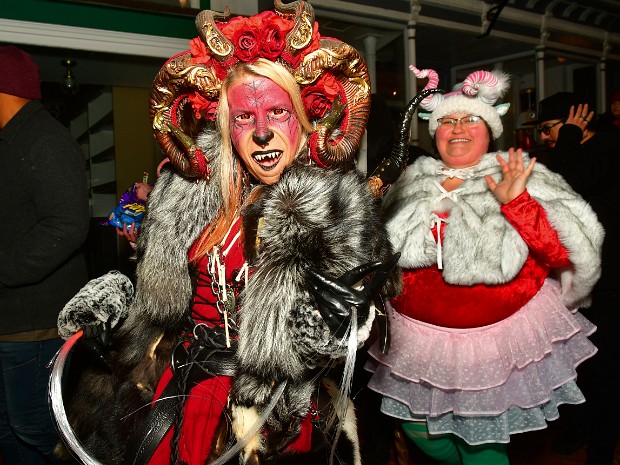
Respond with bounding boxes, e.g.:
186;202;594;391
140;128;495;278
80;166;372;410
405;20;419;145
536;11;550;101
535;45;546;101
362;35;378;94
358;34;378;176
405;1;421;145
405;20;417;103
599;58;607;112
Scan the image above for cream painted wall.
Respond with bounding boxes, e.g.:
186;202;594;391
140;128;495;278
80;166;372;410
112;87;161;200
210;0;258;16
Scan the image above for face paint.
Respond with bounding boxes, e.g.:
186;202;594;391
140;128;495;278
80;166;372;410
228;76;300;185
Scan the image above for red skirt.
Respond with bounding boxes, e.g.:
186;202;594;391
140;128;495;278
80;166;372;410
147;367;313;464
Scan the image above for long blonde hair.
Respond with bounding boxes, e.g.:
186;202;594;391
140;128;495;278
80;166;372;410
192;59;313;260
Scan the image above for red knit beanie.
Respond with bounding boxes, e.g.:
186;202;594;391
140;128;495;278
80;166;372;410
0;46;42;100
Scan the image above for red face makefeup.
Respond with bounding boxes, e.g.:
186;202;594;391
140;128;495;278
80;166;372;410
228;76;300;185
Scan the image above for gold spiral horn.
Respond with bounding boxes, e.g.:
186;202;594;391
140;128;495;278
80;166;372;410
296;38;371;168
195;8;234;60
150;51;221;178
275;0;315;53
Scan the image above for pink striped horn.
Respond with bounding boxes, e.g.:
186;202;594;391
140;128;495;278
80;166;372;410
462;70;501;104
409;66;443;111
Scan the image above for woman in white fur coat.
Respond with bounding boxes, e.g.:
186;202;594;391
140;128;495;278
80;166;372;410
365;68;604;465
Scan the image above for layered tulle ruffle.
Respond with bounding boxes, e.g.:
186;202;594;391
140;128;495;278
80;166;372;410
365;279;597;445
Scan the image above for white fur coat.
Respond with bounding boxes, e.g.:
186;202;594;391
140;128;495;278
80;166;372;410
383;151;604;309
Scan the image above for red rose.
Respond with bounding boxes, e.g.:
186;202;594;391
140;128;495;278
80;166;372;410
233;26;260;62
302;74;340;119
221;11;292;63
189;37;211;65
188;92;218;121
261;27;285;60
302;88;331;119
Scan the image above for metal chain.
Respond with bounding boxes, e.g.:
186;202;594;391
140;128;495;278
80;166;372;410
207;250;239;331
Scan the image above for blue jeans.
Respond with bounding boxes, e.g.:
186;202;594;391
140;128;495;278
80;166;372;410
0;338;67;464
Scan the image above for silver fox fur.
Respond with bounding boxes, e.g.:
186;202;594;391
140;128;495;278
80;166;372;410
233;163;400;458
57;126;401;464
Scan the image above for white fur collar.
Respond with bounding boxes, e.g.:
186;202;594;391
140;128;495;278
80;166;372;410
383;151;604;309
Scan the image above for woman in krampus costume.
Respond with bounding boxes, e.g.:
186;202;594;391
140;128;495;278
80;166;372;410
365;68;604;465
54;2;405;465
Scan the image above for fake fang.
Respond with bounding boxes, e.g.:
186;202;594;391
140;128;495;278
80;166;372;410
253;150;282;170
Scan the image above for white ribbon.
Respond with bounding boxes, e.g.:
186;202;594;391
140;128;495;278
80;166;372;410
432;213;448;269
235;262;249;287
432;181;464;208
210;217;245;349
431;181;462;269
436;166;475;180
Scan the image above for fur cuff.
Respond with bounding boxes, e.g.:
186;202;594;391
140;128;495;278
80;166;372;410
290;295;375;367
57;271;134;339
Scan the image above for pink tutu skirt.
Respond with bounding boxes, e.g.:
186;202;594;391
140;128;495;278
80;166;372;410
365;279;597;445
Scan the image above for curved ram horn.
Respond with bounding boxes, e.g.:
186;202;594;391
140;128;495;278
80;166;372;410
410;66;444;111
462;69;509;104
275;0;315;52
296;39;371;168
150;51;221;178
195;8;234;59
367;88;444;197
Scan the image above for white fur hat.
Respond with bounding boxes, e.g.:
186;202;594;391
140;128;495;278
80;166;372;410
411;67;511;139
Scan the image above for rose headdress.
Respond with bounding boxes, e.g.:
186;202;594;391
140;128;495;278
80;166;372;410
150;0;371;178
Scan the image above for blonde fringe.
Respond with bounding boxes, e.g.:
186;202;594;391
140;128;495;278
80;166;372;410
191;162;244;262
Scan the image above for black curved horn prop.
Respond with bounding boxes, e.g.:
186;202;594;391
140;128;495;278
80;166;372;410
368;88;444;196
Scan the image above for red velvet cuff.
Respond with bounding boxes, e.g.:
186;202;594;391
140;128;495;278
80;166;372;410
501;191;571;268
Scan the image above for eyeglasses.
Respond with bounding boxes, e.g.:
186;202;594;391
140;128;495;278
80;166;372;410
537;119;564;135
437;115;483;128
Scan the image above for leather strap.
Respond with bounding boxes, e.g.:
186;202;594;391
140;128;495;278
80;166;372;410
123;341;237;465
123;378;181;465
171;343;237;380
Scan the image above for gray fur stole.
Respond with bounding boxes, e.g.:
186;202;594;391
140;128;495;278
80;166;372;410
129;129;224;327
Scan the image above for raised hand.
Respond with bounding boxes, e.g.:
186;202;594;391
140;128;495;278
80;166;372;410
117;222;139;249
485;148;536;205
565;103;594;133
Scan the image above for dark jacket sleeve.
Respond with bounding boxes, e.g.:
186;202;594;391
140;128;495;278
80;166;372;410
0;112;90;287
547;124;608;195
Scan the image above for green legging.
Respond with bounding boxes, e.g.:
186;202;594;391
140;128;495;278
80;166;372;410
401;421;510;465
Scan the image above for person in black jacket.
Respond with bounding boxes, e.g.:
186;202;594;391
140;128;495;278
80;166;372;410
0;45;90;464
535;91;620;465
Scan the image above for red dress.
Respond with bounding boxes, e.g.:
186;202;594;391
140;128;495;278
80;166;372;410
148;218;312;464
